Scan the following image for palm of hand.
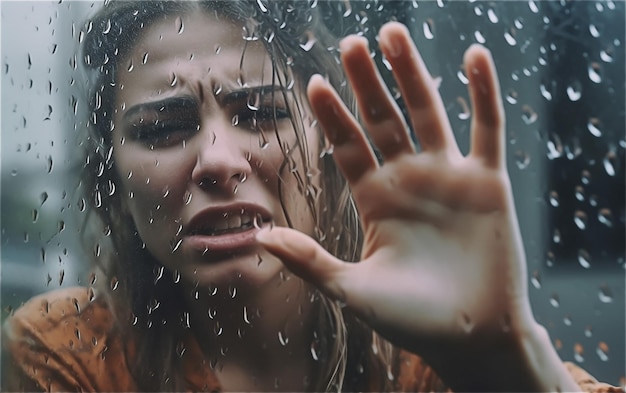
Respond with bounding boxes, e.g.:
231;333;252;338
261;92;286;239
258;22;534;361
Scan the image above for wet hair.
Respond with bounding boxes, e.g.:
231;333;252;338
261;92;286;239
81;1;397;391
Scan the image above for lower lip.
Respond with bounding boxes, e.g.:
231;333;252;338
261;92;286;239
183;225;264;254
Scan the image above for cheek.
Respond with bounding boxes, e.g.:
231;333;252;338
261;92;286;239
114;147;193;226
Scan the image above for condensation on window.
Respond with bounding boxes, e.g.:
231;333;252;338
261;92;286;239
1;0;624;387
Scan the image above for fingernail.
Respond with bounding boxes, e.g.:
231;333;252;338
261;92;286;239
383;36;402;58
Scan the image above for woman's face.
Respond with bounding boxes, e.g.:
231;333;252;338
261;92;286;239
111;12;319;290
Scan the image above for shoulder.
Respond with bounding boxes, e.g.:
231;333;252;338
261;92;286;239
2;287;137;392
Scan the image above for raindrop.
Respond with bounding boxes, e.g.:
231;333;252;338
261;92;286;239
548;191;559;207
169;72;177;87
584;326;593;337
127;59;134;72
563;315;572;326
589;24;600;38
603;150;618;176
47;156;53;173
577;249;591;269
298;33;316;51
588;62;602;83
278;330;289;346
597;208;613;227
521;105;537;124
32;209;39;223
243;306;251;324
531;271;542;289
474;30;486;44
153;266;164;284
456;97;470;120
575;186;585;202
600;48;614;62
574;210;587;230
504;30;517;46
598;285;613;303
175;16;184;34
596;342;609;362
110;276;119;291
487;8;499;23
574;343;584;363
547;133;563;160
549;294;560;308
457;70;469;84
514;150;530;170
540;84;552;101
552;229;561;244
228;285;237;299
587;118;602;137
231;114;239;126
183;191;192;205
423;19;434;39
581;170;591;185
566;81;582;101
310;340;320;361
505;89;518;104
170;239;183;253
546;251;555;267
59;269;65;286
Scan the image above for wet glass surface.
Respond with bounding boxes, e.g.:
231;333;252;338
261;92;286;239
1;0;624;386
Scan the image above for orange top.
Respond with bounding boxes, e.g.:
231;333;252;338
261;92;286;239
1;287;621;392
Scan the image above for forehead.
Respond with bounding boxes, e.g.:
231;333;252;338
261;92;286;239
117;11;272;101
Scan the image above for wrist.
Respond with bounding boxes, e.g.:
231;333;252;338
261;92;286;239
429;320;580;392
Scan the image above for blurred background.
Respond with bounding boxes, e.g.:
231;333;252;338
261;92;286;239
2;0;624;386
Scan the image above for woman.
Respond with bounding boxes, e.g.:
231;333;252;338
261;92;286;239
2;1;618;392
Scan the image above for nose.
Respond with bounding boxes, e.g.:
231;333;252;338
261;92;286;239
190;123;252;193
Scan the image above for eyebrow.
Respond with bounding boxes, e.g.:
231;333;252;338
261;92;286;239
123;95;197;121
221;85;287;105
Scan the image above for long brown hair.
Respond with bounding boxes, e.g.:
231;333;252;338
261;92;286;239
80;1;397;391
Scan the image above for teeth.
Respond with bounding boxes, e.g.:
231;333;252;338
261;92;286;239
194;212;259;235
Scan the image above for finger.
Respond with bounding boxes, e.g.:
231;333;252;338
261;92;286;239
464;44;505;169
339;35;415;159
307;74;378;183
256;227;350;302
378;22;459;154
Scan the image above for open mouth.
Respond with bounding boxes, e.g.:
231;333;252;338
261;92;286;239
188;211;268;236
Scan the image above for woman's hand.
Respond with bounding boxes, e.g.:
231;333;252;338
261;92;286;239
257;22;579;392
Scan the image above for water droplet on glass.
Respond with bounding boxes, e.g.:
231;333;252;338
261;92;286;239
110;276;119;291
514;150;530;169
588;62;602;83
521;105;537;124
184;191;193;205
574;210;587;230
574;343;584;363
127;59;134;72
587;118;602;137
504;30;517;46
531;271;542;289
47;156;53;173
229;285;237;299
59;269;65;286
298;33;316;51
423;19;434;39
603;150;618;176
549;293;560;308
589;24;600;38
487;8;499;23
175;16;184;34
563;315;572;326
243;306;251;324
600;48;614;62
540;83;552;101
597;208;613;227
598;285;613;303
549;190;559;207
584;326;593;337
581;170;591;185
170;238;183;253
575;186;585;202
577;249;591;268
278;330;289;346
596;342;609;361
474;30;486;44
566;81;582;101
552;229;561;244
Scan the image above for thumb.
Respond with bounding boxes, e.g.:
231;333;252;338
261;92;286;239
256;227;349;302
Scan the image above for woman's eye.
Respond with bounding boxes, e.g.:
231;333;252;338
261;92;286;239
132;119;199;147
240;106;290;127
